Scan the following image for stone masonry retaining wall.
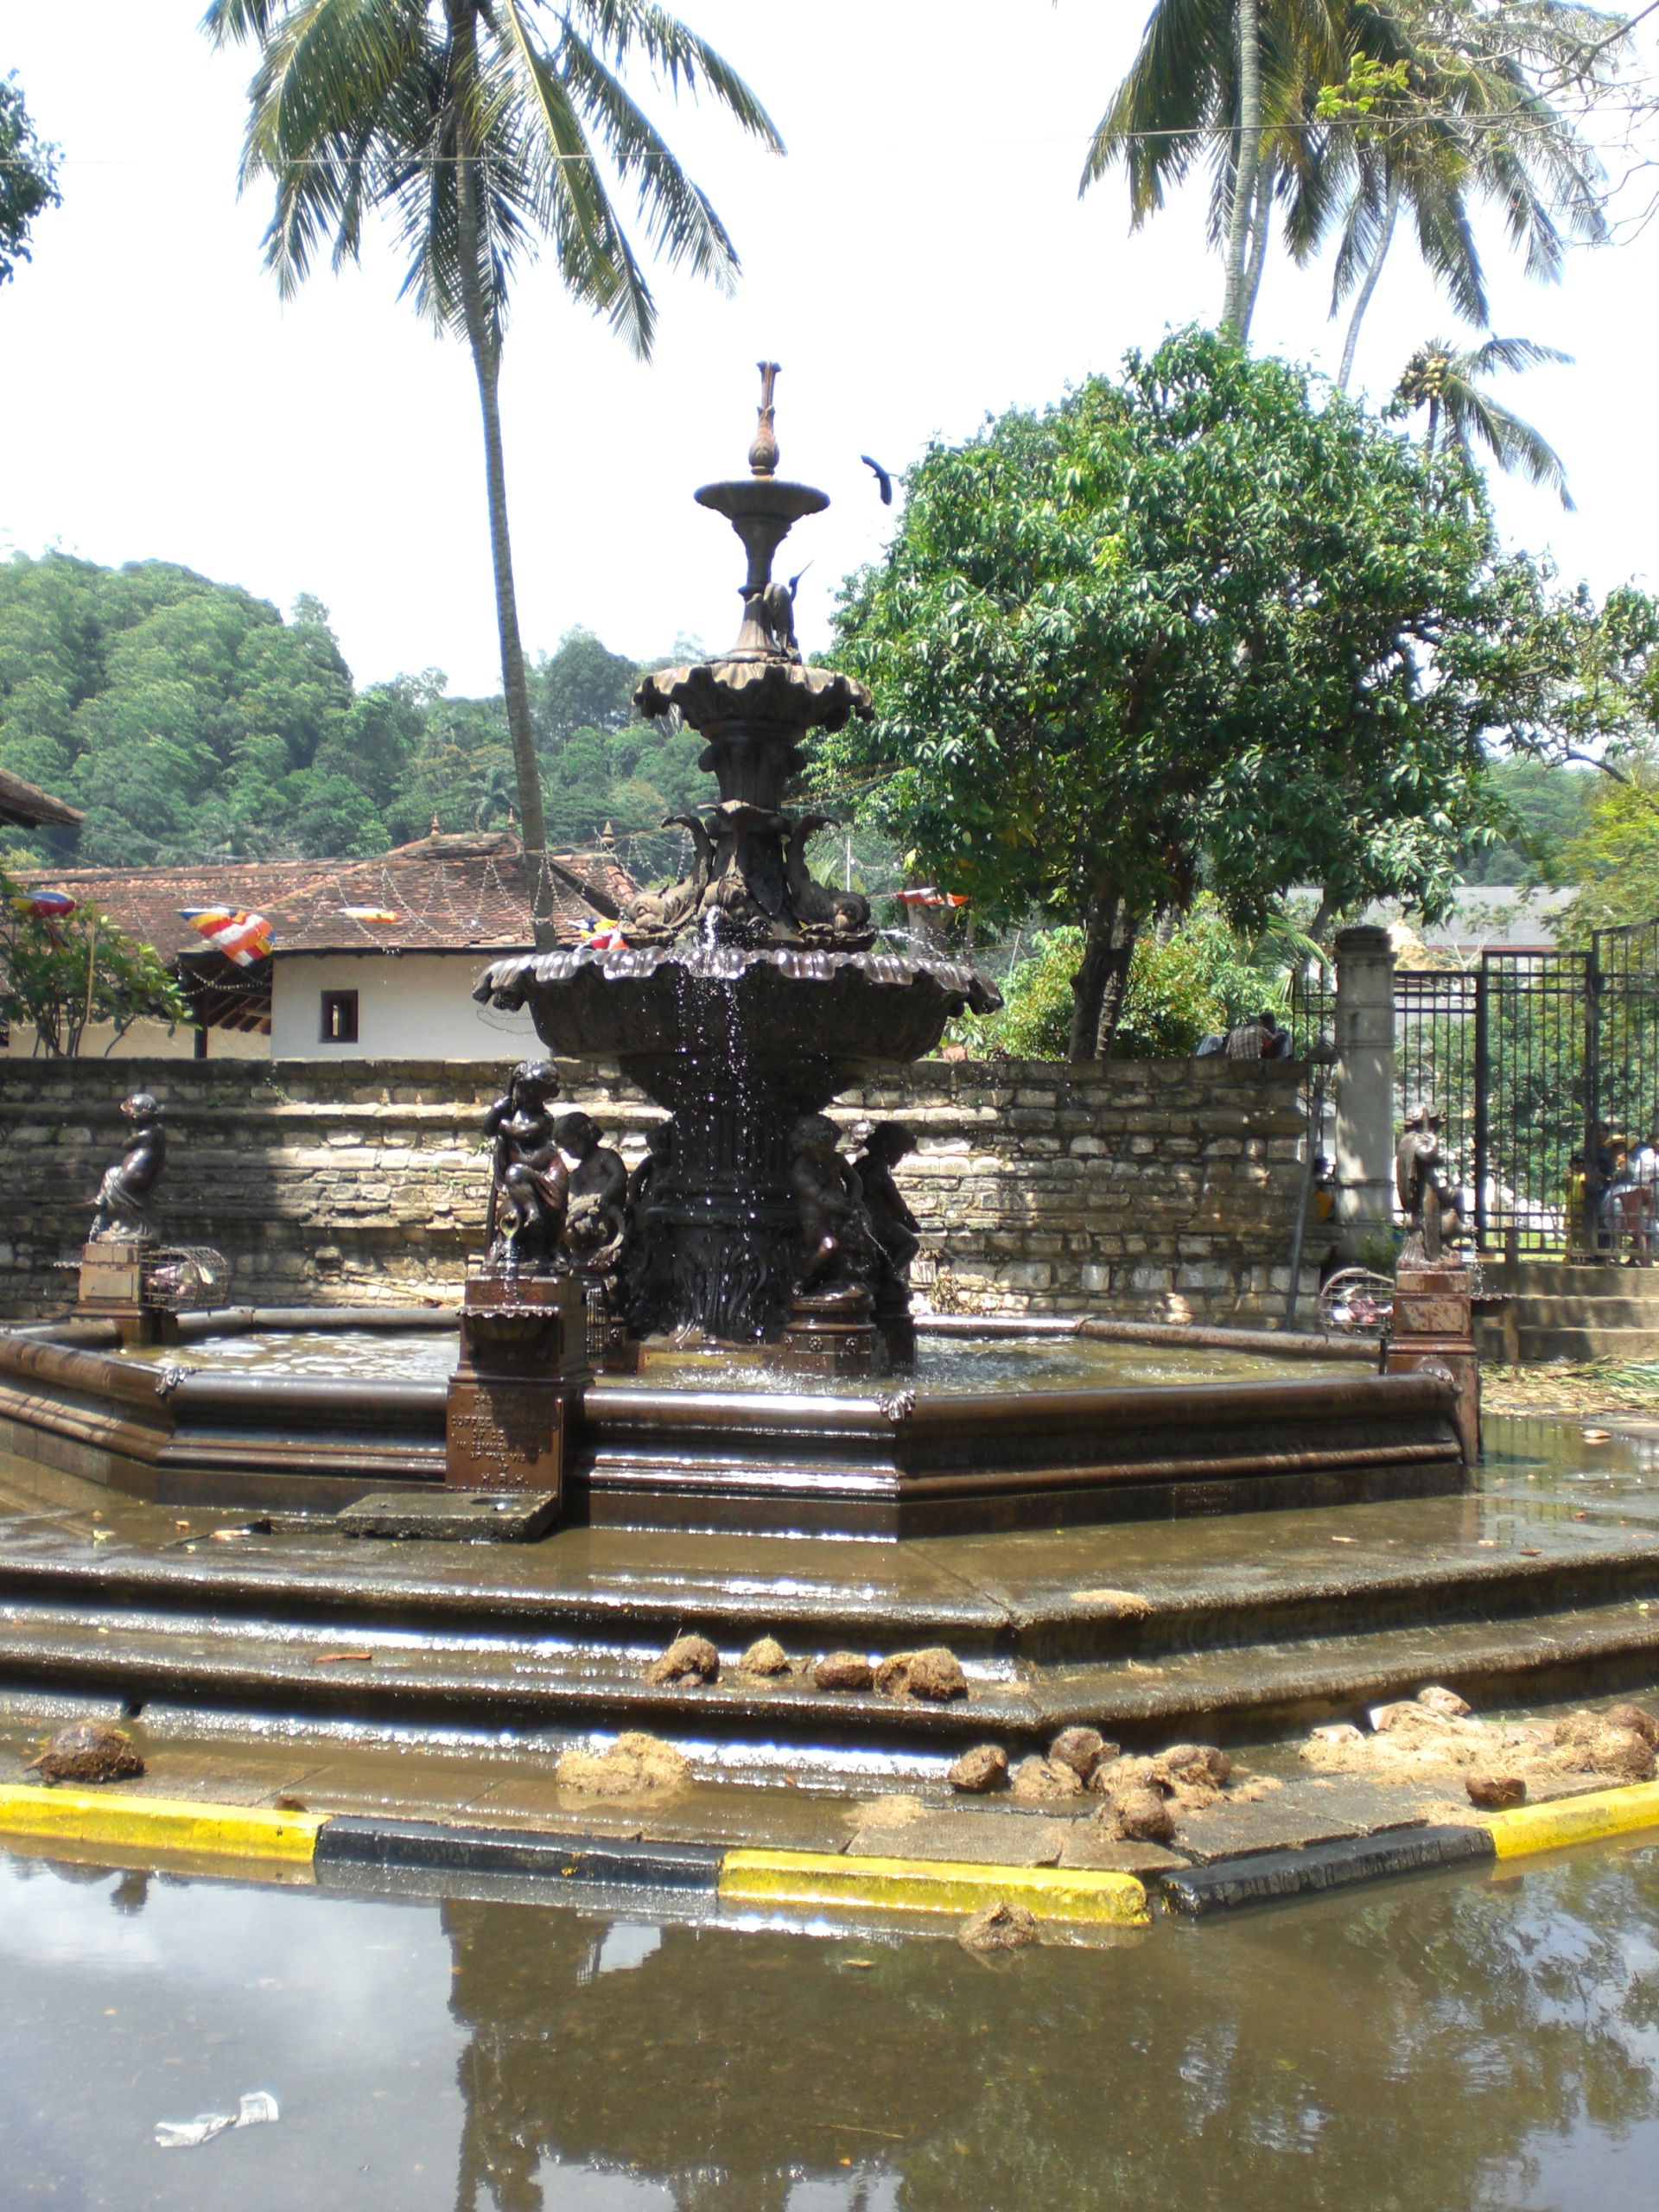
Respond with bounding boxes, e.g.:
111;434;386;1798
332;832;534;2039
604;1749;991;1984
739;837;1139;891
0;1056;1313;1324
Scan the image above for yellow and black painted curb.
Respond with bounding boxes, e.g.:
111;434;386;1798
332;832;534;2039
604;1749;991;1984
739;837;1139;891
5;1777;1659;1924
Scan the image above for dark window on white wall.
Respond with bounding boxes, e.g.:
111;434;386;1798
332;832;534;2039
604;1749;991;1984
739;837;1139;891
320;989;359;1044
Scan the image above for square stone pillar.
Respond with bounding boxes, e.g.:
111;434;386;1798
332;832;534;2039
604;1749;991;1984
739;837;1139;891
446;1274;591;1500
1333;925;1396;1262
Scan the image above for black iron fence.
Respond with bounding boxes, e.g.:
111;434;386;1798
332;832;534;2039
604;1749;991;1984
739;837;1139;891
1354;919;1659;1255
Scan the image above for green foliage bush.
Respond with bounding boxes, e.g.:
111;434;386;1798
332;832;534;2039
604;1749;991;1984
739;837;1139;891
957;899;1305;1059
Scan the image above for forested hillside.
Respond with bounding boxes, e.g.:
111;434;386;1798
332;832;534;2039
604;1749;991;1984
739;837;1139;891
0;551;703;873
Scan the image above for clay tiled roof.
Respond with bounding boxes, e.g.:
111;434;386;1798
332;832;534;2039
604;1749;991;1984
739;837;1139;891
0;766;84;832
21;833;638;959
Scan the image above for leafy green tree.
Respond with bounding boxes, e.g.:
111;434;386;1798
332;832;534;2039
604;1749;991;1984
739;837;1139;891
1390;334;1574;502
207;0;781;945
825;330;1526;1060
1456;755;1593;881
0;873;193;1055
0;73;60;286
534;628;640;750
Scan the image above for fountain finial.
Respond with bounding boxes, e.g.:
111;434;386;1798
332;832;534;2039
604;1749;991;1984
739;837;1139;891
749;361;781;477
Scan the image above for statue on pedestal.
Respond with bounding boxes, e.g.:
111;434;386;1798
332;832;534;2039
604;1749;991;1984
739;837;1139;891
556;1111;629;1289
482;1061;568;1273
90;1094;166;1242
1395;1103;1464;1266
789;1114;880;1305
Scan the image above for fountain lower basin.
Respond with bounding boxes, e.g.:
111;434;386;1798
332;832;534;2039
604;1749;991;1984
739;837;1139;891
0;1308;1462;1539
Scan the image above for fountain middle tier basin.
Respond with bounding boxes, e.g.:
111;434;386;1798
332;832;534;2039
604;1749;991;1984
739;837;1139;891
477;942;1003;1341
0;1311;1463;1538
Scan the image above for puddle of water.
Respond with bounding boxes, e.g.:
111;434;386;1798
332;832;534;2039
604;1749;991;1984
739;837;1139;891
118;1329;1356;1396
4;1843;1659;2210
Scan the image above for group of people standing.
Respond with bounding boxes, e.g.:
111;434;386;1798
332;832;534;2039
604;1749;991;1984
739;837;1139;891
1567;1123;1659;1263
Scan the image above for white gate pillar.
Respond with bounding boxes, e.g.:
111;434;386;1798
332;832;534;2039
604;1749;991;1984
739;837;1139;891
1333;925;1396;1260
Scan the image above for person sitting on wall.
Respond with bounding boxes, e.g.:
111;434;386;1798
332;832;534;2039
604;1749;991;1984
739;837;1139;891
1224;1009;1291;1060
90;1093;168;1242
483;1061;568;1273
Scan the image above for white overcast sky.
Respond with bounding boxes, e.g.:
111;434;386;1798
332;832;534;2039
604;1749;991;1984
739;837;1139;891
2;2;1656;696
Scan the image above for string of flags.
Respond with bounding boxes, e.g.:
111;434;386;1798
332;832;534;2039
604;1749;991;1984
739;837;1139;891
9;887;76;921
180;908;272;967
893;887;969;909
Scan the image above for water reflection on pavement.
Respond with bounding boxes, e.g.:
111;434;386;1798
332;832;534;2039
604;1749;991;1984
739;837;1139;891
4;1842;1659;2210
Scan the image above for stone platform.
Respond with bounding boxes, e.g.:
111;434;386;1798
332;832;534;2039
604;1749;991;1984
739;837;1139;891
3;1416;1656;1783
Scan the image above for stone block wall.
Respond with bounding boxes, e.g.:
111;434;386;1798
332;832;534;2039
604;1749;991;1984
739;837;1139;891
0;1055;1313;1324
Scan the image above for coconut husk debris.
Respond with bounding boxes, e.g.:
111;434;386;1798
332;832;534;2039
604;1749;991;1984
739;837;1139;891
1300;1686;1658;1796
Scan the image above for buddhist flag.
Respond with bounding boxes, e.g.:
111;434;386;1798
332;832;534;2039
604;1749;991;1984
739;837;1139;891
893;887;969;909
340;906;400;925
181;907;271;966
10;887;76;920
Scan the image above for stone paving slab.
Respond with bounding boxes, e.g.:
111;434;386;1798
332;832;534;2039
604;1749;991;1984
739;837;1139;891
1169;1777;1438;1865
846;1811;1072;1866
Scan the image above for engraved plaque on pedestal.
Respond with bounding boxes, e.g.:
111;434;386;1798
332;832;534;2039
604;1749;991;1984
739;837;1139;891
446;1272;591;1502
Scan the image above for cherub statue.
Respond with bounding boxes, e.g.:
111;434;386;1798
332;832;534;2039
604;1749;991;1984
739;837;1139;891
556;1111;629;1280
790;1113;880;1300
1395;1102;1463;1265
852;1122;921;1283
483;1061;568;1272
90;1093;166;1242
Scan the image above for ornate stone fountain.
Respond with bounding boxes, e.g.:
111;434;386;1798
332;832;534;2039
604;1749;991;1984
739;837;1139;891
475;367;998;1353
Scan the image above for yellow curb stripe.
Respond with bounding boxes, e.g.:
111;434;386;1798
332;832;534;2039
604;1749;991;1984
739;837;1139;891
719;1848;1149;1925
1483;1780;1659;1859
0;1785;325;1864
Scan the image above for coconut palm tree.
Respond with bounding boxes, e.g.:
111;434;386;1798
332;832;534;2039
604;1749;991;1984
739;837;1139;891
1081;1;1616;361
1079;0;1345;342
1323;2;1617;392
206;2;781;944
1391;334;1574;503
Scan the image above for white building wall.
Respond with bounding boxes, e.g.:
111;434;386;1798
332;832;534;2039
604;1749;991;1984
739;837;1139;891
1;1016;269;1060
269;950;538;1060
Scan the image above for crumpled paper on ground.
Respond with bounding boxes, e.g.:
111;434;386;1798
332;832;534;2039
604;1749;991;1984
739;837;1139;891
155;2091;278;2148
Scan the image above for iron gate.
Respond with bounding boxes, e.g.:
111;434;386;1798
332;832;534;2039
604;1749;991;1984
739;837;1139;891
1384;919;1659;1253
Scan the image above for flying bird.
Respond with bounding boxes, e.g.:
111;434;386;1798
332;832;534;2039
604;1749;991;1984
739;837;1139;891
860;455;893;505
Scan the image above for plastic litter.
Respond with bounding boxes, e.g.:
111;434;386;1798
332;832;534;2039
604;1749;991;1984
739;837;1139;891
155;2092;278;2149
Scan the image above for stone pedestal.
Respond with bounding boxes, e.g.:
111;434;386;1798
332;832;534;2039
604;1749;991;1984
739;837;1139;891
779;1290;878;1377
446;1274;591;1497
75;1239;168;1347
1384;1262;1480;1465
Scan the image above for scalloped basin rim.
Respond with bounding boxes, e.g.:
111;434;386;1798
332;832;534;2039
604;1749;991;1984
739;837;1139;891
475;943;999;1006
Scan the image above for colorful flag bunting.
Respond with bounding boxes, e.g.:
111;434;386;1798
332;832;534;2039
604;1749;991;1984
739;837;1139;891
893;887;969;908
180;907;272;966
340;907;400;925
10;887;76;920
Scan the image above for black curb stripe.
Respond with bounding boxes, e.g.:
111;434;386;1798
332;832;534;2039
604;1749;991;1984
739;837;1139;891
1158;1824;1496;1915
313;1815;721;1891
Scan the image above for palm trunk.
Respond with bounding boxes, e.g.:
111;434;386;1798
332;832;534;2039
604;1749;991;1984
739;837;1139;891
1238;149;1274;342
1220;0;1262;338
449;12;555;950
1067;888;1142;1062
1336;172;1401;393
1424;394;1440;463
